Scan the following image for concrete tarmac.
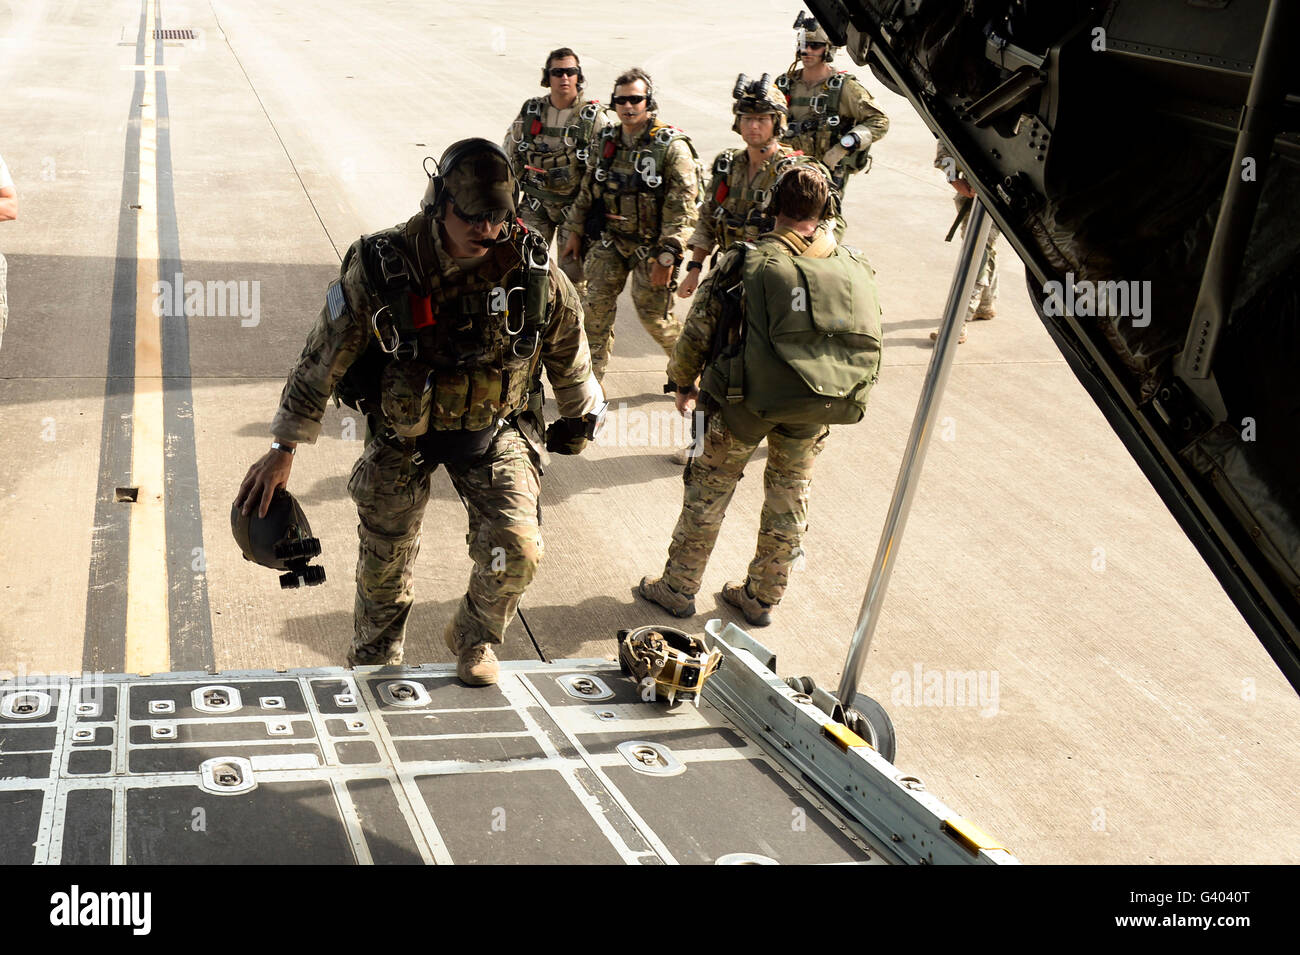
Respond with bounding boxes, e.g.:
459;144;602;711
0;0;1297;864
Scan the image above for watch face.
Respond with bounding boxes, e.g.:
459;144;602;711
657;252;675;266
841;134;855;148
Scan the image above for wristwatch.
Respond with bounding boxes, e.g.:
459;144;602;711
270;441;295;455
656;251;677;267
840;131;862;151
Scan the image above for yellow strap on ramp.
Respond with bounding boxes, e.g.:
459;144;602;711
943;816;1008;855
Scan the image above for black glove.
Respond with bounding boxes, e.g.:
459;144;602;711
545;417;588;455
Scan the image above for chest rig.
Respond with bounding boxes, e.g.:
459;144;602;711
337;214;552;440
777;70;851;156
513;97;606;209
706;148;790;254
590;122;692;250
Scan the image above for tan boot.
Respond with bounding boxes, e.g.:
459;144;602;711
930;329;967;345
637;576;696;618
972;306;996;321
721;579;773;627
444;622;499;686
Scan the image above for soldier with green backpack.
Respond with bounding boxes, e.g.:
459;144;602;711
638;158;882;626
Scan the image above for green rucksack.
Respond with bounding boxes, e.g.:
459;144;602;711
704;242;882;426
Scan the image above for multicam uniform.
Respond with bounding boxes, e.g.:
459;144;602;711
659;226;856;608
689;144;800;259
935;141;999;322
778;68;888;232
503;96;614;295
565;120;702;381
270;211;601;665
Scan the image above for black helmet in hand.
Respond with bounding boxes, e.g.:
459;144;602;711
230;487;326;589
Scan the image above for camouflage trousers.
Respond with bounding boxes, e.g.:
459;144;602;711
581;245;682;382
0;253;8;351
661;408;828;607
520;202;586;295
346;425;544;665
956;195;999;320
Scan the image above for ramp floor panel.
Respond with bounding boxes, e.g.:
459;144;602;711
0;665;880;865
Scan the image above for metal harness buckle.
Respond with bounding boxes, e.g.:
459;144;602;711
371;305;401;355
525;100;542;117
653;127;676;145
827;73;845;90
512;332;541;360
810;93;828;115
563;124;582;147
502;286;527;336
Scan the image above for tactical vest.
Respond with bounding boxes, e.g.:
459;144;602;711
706;147;792;253
512;97;606;208
701;238;881;426
590;121;702;248
334;213;552;438
777;70;866;166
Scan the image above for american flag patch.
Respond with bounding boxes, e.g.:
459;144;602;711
326;281;348;324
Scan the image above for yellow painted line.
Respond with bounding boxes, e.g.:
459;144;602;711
124;0;170;675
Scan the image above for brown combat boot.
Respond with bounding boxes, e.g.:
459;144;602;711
443;622;499;686
637;576;696;618
972;306;996;321
721;580;773;627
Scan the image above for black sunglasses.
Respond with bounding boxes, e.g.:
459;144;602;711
803;42;827;50
452;203;511;226
549;67;579;77
612;95;646;106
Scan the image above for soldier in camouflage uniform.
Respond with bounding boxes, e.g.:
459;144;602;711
235;139;605;686
675;74;808;300
502;48;615;297
562;68;702;384
930;140;999;344
777;12;889;237
639;161;871;627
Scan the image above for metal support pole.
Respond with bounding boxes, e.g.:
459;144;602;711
1175;0;1297;423
836;199;994;709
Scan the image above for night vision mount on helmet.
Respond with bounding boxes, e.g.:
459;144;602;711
231;488;326;590
731;73;789;136
793;9;836;60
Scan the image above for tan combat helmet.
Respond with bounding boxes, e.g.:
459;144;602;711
731;72;789;137
793;10;837;62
